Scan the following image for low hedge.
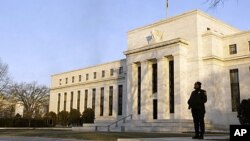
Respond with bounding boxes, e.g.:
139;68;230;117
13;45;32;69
0;118;48;127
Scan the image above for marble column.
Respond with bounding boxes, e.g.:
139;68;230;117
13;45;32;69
141;60;152;120
173;53;187;119
95;88;100;119
126;63;137;118
113;85;118;119
157;57;170;119
104;86;109;117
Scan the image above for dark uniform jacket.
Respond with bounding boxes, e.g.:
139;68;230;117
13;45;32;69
188;89;207;112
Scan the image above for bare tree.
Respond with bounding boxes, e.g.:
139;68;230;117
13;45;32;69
0;59;11;94
11;82;49;119
0;95;15;118
0;59;13;117
207;0;238;8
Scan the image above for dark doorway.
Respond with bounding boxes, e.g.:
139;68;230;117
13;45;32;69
169;60;174;113
153;99;158;119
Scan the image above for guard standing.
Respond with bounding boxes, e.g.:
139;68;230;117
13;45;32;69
188;81;207;139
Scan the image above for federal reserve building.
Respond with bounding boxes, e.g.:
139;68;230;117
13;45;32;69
49;10;250;131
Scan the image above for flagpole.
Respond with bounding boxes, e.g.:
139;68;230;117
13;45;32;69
166;0;168;18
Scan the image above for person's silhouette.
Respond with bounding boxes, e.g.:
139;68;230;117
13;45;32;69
188;81;207;139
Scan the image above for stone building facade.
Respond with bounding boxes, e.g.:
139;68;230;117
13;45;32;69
50;10;250;129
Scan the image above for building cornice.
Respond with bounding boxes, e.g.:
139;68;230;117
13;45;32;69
50;76;125;90
203;54;250;62
223;30;250;39
51;59;126;77
124;38;189;56
128;10;240;35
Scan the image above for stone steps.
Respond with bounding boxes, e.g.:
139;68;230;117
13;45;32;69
73;119;227;132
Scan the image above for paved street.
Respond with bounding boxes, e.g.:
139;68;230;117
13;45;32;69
0;136;90;141
0;135;229;141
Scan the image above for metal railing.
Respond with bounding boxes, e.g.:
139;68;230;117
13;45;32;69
100;114;132;132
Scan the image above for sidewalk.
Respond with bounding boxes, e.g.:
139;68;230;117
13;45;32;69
118;135;229;141
0;136;91;141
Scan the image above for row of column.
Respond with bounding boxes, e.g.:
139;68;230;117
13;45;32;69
56;85;124;120
127;53;188;120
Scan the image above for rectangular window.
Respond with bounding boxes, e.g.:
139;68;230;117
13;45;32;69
248;41;250;51
92;88;96;113
110;69;114;76
59;79;62;85
86;73;89;81
70;91;73;110
72;76;74;83
100;87;104;116
77;91;80;111
169;60;175;113
152;63;157;93
84;90;88;110
119;67;123;74
102;70;105;78
109;86;113;116
118;85;123;115
229;44;237;54
138;66;141;115
230;69;240;112
64;92;67;111
79;75;82;82
65;78;68;84
58;93;61;113
93;72;97;79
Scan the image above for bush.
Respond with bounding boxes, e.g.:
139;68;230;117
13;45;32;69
0;118;48;127
57;110;69;126
44;111;57;127
68;109;81;126
15;113;22;118
81;108;95;123
237;99;250;125
0;118;14;127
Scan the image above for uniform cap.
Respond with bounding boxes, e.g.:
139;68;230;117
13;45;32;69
195;81;202;86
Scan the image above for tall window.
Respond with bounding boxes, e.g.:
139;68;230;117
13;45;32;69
169;60;175;113
59;79;62;85
58;93;61;113
92;89;96;113
248;41;250;51
152;63;157;93
229;44;237;54
93;72;97;79
230;69;240;112
109;86;113;116
77;91;80;111
64;92;67;111
118;85;123;115
79;75;82;82
86;74;89;81
70;92;73;110
137;66;141;115
119;67;123;75
72;76;74;83
84;90;88;110
100;87;104;116
65;78;68;84
110;69;114;76
102;70;105;78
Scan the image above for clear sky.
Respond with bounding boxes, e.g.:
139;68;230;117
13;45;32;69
0;0;250;86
